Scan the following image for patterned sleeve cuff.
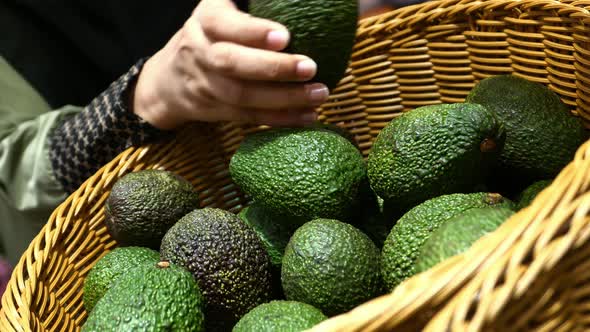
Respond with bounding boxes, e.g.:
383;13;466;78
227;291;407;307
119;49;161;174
48;58;175;193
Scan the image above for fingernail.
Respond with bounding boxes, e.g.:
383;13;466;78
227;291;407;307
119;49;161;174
297;59;317;79
267;30;289;47
301;111;317;124
307;83;329;105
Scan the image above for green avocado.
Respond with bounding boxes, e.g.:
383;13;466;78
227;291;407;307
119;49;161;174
82;246;160;313
466;75;587;193
516;179;552;210
367;103;505;211
415;207;514;273
232;300;327;332
281;218;383;316
381;192;514;290
81;261;205;332
248;0;358;90
229;127;366;222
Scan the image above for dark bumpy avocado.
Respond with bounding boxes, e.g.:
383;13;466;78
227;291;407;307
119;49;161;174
367;103;505;211
516;179;552;210
381;192;514;290
466;75;587;192
415;207;514;273
82;261;205;332
83;246;160;313
229;128;366;222
160;208;273;330
281;219;382;316
104;169;200;249
248;0;358;90
232;300;327;332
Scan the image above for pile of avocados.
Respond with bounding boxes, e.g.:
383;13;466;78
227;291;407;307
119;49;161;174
80;0;589;330
82;73;587;331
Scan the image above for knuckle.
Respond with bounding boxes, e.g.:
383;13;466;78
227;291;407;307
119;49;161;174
197;10;218;33
208;44;235;73
265;59;282;80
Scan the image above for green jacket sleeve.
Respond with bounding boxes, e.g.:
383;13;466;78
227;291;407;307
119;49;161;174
0;107;81;265
0;56;82;264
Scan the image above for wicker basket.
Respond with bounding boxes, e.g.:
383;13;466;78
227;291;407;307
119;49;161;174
2;0;590;330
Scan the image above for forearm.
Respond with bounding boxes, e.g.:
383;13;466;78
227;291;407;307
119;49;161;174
48;58;175;194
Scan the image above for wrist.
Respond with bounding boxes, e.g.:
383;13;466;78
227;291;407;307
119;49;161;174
131;57;186;130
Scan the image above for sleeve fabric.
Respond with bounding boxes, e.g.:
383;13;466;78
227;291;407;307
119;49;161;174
48;58;175;194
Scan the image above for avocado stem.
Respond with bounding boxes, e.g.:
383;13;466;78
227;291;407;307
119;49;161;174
157;261;170;269
480;138;497;152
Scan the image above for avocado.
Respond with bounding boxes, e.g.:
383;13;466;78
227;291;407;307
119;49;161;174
465;75;587;193
381;192;514;290
349;179;396;249
160;208;273;330
83;246;160;313
238;202;308;299
232;300;327;332
281;218;383;316
516;179;552;210
229;128;366;222
367;103;505;211
82;261;205;332
248;0;358;90
310;121;359;149
415;207;514;273
105;169;200;249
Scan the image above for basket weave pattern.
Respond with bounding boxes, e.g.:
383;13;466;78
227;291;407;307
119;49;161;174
1;0;590;331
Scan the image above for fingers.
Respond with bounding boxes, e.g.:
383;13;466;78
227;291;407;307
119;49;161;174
204;74;329;109
197;0;290;51
215;106;318;127
203;42;316;82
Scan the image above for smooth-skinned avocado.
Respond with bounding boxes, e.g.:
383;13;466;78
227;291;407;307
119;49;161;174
367;103;505;211
248;0;358;90
516;179;552;210
381;192;514;290
105;169;200;249
82;261;205;332
229;128;366;222
281;218;383;316
232;300;327;332
83;246;160;313
415;207;515;273
466;75;587;192
238;202;308;299
160;208;273;330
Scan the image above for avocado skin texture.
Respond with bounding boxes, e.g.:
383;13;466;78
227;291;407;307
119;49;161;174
466;75;587;191
415;207;514;274
105;169;200;249
310;121;359;149
232;300;327;332
381;192;514;290
82;262;205;332
160;208;273;330
229;128;366;222
516;179;552;210
367;103;505;211
238;203;308;299
83;247;159;313
281;219;383;316
248;0;358;90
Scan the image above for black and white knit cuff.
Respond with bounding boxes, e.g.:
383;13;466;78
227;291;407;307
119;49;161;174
48;58;175;194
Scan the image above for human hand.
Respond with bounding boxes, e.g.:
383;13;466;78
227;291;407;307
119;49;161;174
132;0;329;130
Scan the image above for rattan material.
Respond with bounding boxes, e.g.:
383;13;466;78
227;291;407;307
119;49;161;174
1;0;590;331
